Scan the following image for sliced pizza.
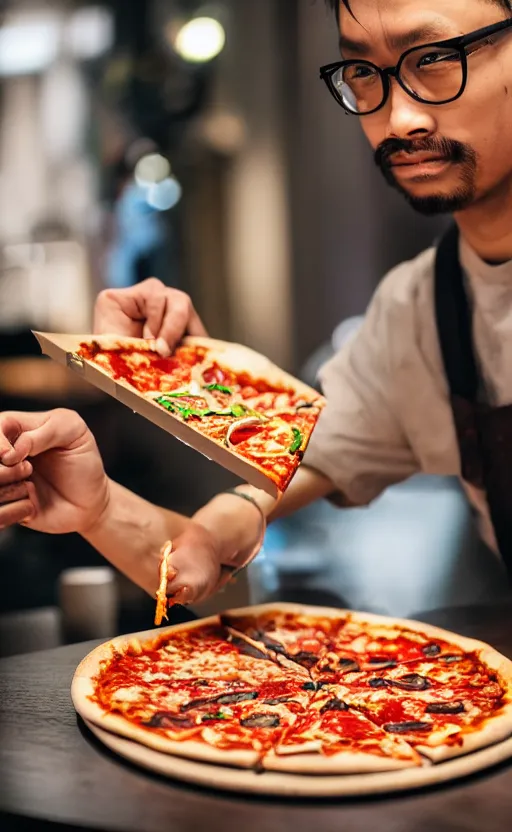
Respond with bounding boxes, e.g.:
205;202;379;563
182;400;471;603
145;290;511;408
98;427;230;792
71;604;512;775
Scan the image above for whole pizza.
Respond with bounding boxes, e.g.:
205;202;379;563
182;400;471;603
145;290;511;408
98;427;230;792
72;604;512;774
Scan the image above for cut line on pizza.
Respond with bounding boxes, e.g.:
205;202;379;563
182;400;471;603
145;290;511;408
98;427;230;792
33;332;326;498
72;604;512;776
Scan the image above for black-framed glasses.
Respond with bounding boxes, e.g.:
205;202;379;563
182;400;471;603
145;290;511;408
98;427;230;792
319;17;512;116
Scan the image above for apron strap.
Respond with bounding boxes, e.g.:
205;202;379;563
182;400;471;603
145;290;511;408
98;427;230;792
434;224;512;571
434;224;479;402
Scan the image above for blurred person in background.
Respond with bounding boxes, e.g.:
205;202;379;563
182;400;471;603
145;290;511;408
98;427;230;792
2;0;512;608
106;146;177;290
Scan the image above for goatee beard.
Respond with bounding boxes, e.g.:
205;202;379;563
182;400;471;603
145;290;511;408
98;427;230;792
374;136;478;216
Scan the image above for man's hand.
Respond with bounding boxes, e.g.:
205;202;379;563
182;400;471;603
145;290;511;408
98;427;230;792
0;410;110;535
161;492;268;605
94;278;208;356
163;523;225;605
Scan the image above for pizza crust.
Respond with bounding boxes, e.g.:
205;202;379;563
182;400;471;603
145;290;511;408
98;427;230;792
85;717;512;797
78;698;260;767
263;749;419;774
416;702;512;762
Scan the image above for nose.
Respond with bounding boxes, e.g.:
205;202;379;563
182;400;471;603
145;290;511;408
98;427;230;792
385;76;437;140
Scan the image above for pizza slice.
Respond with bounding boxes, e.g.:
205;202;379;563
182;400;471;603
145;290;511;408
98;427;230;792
181;680;311;759
325;680;510;763
263;690;422;773
34;332;325;497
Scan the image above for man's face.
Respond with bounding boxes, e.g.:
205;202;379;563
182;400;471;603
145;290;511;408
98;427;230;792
338;0;512;215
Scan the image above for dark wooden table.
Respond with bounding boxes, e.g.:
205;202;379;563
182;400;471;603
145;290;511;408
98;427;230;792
2;602;512;832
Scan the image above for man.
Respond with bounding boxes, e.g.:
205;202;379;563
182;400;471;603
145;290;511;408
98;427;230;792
2;0;512;606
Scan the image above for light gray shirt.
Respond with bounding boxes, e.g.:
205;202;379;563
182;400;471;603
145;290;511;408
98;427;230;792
304;237;512;552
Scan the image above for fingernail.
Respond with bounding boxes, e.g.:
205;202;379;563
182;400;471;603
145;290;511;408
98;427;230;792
170;586;191;605
156;337;171;357
0;449;17;465
177;586;192;605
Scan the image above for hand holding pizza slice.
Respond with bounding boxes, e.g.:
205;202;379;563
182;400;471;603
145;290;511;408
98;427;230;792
153;490;267;623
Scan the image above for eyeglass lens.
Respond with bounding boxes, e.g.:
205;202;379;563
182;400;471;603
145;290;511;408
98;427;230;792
331;45;464;113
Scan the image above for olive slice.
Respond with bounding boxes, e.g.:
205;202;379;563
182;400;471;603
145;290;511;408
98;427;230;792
216;691;259;705
338;658;361;673
145;712;194;729
181;690;258;711
369;678;389;689
440;655;463;663
391;674;431;691
426;701;465;715
383;721;431;733
302;682;317;691
422;643;441;657
319;697;348;713
263;696;293;705
366;660;397;670
240;713;281;728
293;651;319;668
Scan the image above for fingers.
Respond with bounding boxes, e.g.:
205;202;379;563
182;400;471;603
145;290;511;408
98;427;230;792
0;458;38;530
156;289;208;353
0;498;34;530
93;279;208;356
0;460;33;486
0;409;88;464
0;481;29;505
0;413;47;464
163;526;221;604
93;288;142;339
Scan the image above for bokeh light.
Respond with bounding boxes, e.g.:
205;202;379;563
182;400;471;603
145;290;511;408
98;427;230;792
174;17;226;64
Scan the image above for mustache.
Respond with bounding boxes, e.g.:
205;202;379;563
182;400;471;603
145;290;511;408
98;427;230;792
374;137;475;170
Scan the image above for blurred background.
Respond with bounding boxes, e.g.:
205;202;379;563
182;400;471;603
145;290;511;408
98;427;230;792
0;0;509;657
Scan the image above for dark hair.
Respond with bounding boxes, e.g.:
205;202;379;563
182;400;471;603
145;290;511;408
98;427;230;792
327;0;512;18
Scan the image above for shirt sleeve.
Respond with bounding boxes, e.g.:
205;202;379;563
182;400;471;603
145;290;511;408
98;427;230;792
303;273;420;507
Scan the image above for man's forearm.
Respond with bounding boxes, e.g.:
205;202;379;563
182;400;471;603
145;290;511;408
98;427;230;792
237;465;335;522
81;479;189;595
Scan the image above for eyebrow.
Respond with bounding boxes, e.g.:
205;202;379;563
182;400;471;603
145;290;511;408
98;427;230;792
339;23;453;57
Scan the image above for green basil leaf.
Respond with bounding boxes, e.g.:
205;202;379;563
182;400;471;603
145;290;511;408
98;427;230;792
204;384;233;394
156;397;177;412
289;427;303;454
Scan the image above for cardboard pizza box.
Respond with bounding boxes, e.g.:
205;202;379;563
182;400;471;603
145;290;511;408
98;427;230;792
33;331;323;499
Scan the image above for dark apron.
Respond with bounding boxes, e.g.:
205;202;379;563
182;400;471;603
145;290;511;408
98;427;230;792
434;224;512;575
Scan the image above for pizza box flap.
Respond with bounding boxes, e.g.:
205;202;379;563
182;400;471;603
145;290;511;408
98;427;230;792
33;332;324;498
